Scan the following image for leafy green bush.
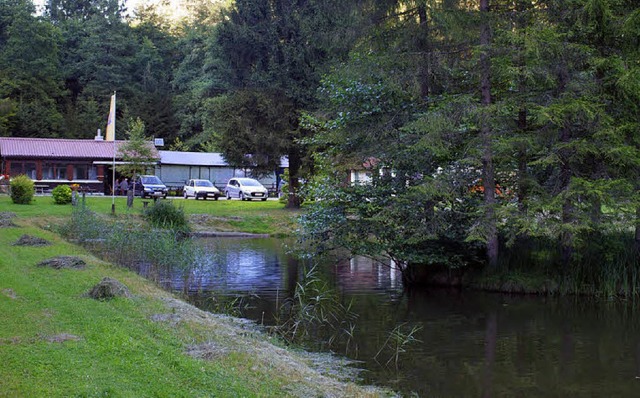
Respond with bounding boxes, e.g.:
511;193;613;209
10;175;34;204
51;184;72;204
143;200;190;234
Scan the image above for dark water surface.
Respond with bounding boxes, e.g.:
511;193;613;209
151;237;640;397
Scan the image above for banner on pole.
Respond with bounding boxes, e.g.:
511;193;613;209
105;94;116;141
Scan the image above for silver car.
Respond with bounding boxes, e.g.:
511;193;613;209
224;178;268;201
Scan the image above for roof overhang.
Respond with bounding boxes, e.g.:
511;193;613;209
93;161;158;165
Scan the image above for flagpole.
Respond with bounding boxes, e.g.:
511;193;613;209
111;91;116;215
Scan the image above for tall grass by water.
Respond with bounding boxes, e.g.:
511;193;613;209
271;265;359;354
58;202;199;276
485;234;640;297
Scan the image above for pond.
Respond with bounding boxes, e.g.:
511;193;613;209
147;237;640;397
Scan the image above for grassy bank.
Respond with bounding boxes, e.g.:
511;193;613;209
0;198;390;397
0;195;300;236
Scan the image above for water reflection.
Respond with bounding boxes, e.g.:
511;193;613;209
144;238;640;397
166;238;288;294
334;256;403;292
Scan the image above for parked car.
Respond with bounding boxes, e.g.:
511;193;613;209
224;178;268;201
183;179;220;200
134;175;168;199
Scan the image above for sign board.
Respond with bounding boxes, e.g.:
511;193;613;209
154;138;164;147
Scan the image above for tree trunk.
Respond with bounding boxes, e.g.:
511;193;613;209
555;45;573;272
417;4;431;98
127;188;134;208
635;206;640;253
480;0;499;268
516;108;528;213
560;124;573;275
286;146;302;209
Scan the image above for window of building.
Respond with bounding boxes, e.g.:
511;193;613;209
9;161;37;179
25;163;36;179
74;165;87;179
42;163;54;179
73;164;98;180
10;162;22;177
42;162;71;180
56;165;66;180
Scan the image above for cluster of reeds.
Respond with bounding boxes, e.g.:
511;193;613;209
57;204;109;242
58;203;199;276
271;265;358;353
572;234;640;297
103;223;198;271
374;323;423;369
495;234;640;297
143;199;190;236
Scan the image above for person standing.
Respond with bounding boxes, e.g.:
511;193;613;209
119;178;129;196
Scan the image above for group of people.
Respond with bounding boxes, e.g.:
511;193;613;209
114;177;130;196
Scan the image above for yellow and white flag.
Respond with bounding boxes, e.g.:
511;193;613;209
105;93;116;141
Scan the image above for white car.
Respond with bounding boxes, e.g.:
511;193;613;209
183;179;221;200
224;178;268;201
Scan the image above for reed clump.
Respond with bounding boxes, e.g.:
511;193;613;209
272;265;358;353
58;202;199;275
481;234;640;297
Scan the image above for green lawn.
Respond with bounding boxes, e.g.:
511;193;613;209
0;196;385;397
0;220;283;397
0;195;301;236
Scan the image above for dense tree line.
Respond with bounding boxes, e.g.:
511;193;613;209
300;0;640;291
1;0;639;291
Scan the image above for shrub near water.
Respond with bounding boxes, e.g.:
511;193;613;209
144;200;190;234
52;184;72;204
10;174;34;204
59;203;198;273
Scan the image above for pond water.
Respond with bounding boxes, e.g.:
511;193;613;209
148;237;640;397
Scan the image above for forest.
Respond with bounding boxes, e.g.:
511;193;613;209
1;0;639;293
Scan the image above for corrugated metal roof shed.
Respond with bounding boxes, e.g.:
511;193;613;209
0;137;159;159
159;150;289;168
159;150;227;166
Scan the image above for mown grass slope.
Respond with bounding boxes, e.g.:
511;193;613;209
0;199;388;398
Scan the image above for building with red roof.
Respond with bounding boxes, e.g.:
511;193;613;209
0;136;159;194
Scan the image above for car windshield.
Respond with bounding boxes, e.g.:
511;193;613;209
238;179;262;187
141;176;162;185
195;180;213;187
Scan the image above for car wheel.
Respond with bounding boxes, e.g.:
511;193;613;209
226;191;231;200
183;191;188;199
239;192;245;201
214;196;219;201
261;198;267;201
163;194;167;199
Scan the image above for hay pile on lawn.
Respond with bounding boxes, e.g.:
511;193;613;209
37;256;86;269
13;234;51;246
0;212;16;227
84;277;132;300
